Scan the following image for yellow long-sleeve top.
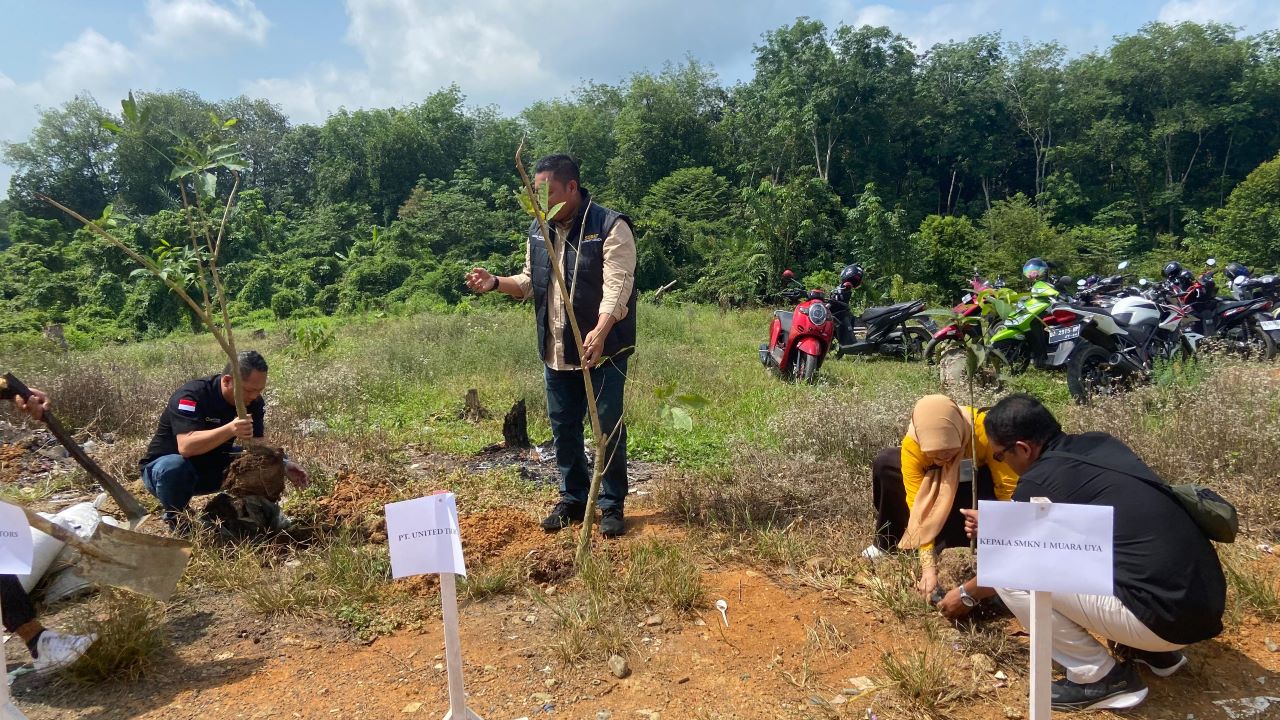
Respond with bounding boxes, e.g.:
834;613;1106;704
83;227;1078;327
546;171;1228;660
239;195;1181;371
900;407;1020;554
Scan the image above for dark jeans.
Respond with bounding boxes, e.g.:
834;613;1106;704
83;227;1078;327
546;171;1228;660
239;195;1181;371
871;447;997;552
1;574;36;631
544;356;628;512
142;454;223;521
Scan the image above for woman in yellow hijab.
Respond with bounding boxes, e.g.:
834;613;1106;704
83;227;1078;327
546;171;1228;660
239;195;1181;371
866;394;1019;607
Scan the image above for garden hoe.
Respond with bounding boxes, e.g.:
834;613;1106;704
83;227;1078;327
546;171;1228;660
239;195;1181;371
0;372;191;600
20;507;190;601
0;372;150;529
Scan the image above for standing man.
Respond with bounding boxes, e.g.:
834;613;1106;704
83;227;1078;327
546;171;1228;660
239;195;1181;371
139;350;308;529
465;155;637;538
962;393;1225;712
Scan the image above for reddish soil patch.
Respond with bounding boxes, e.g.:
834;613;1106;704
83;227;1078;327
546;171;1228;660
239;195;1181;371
308;469;398;541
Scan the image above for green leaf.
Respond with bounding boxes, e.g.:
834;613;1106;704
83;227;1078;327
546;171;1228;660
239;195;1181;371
222;117;238;128
670;407;693;432
653;382;676;400
99;119;124;134
674;393;710;410
129;268;150;279
121;92;138;125
195;172;216;201
516;192;535;217
546;201;566;222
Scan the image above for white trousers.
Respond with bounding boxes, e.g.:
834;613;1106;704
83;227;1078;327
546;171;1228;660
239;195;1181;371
996;588;1185;684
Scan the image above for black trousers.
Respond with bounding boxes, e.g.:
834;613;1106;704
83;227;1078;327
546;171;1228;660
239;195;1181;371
0;574;36;632
871;447;997;552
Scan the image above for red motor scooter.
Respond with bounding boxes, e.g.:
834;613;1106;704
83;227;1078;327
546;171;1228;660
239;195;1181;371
759;270;835;383
924;275;998;364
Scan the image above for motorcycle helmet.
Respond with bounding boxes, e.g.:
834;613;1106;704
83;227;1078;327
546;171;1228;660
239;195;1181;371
1223;261;1250;282
1022;258;1049;281
839;263;865;289
1176;269;1196;289
1162;261;1184;281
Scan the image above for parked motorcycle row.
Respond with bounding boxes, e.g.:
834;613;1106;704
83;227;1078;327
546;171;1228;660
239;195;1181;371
759;258;1280;403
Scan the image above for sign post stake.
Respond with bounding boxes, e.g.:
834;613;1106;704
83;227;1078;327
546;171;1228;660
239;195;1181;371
977;497;1116;720
1029;496;1053;720
1029;590;1052;720
384;492;482;720
439;571;481;720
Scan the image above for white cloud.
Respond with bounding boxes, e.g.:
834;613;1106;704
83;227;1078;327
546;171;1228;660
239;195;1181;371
145;0;270;51
1158;0;1280;30
43;29;140;97
247;0;778;123
245;0;571;123
0;29;144;191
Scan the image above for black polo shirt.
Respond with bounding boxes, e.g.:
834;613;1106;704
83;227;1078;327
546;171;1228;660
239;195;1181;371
1014;432;1225;645
140;374;265;488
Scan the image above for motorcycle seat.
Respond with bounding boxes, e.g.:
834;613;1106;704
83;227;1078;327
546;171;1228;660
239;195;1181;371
861;300;921;322
1217;299;1259;311
775;310;794;335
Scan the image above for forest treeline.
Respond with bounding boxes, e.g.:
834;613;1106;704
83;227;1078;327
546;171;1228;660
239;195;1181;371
2;19;1279;345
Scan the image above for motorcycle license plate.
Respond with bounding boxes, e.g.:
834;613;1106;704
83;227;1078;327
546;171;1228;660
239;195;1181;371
1048;324;1081;344
1261;319;1280;331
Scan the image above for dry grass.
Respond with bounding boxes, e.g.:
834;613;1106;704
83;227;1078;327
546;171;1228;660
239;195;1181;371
1219;544;1280;624
461;561;525;600
863;554;933;621
803;615;852;655
880;642;973;719
536;538;704;664
63;589;167;683
1062;360;1280;537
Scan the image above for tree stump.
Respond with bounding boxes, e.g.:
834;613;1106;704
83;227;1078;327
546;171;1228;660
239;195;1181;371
460;388;490;422
502;399;531;449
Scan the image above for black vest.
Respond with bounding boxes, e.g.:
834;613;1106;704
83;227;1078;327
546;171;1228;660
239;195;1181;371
529;191;637;366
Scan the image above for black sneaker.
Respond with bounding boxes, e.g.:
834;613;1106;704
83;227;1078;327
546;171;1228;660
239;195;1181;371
600;508;626;538
1051;661;1148;712
1111;643;1188;678
540;502;585;532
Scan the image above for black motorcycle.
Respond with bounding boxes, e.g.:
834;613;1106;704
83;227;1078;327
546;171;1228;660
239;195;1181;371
827;283;932;360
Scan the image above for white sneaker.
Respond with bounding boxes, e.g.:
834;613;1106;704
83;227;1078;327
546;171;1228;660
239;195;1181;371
861;545;887;561
33;631;97;673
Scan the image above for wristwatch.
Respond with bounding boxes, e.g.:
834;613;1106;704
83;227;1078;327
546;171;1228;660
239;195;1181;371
958;584;978;608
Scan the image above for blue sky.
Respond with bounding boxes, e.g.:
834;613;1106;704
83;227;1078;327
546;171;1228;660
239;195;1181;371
2;0;1278;194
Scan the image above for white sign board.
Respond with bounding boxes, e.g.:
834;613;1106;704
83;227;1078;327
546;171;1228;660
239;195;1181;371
385;493;466;579
976;500;1113;596
0;502;33;575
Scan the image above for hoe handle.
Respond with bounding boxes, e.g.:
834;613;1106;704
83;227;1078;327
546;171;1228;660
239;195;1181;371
1;373;151;526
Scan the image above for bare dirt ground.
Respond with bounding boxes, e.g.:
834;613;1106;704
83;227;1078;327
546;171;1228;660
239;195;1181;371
2;432;1278;720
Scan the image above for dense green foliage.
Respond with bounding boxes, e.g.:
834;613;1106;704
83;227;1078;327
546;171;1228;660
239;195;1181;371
2;20;1279;344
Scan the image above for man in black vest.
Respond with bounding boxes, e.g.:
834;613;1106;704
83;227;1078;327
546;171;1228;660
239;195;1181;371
959;394;1225;712
466;155;637;538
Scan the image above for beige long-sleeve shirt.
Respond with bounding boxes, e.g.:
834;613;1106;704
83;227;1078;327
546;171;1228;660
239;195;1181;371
509;205;636;370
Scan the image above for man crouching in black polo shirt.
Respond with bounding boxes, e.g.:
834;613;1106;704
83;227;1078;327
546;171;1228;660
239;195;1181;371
139;350;308;529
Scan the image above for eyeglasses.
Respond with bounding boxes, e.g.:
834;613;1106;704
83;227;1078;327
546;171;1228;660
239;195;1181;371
992;443;1014;463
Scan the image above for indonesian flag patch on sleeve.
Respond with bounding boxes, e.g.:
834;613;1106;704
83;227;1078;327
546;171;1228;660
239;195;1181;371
177;398;197;414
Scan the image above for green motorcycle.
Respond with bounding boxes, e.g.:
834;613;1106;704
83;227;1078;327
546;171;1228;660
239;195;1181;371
986;279;1065;374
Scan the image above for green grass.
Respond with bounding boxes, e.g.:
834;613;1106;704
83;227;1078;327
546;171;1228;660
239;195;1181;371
10;302;945;468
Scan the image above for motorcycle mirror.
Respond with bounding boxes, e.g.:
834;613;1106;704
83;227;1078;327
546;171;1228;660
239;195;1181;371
1206;258;1217;267
782;269;795;280
1139;278;1149;286
1117;260;1130;271
1077;278;1086;287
